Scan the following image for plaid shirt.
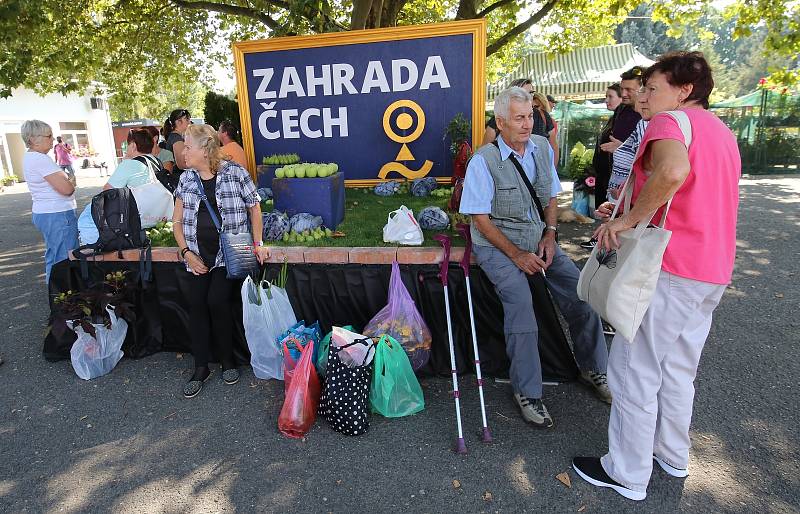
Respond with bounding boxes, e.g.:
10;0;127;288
175;160;260;272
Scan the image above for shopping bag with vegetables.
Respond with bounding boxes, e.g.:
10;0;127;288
363;261;432;370
241;274;296;380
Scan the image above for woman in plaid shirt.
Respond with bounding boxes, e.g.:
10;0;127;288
172;124;270;398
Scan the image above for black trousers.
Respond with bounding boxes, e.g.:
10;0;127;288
594;171;610;209
178;267;237;368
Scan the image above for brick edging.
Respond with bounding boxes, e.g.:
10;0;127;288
68;246;477;265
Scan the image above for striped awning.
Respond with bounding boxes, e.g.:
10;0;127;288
487;43;655;102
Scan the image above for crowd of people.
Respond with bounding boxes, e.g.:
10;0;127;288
462;51;740;500
21;49;741;503
22;112;270;396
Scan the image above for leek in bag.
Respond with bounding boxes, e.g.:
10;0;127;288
241;275;296;380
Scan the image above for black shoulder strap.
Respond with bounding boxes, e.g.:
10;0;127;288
491;140;546;221
134;155;160;174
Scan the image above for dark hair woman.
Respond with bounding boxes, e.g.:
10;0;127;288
163;109;191;171
172;124;270;398
102;128;155;191
573;51;741;499
605;83;623;111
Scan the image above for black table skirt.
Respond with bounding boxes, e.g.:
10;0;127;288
45;259;579;382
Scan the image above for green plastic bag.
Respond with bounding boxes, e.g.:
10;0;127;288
317;325;354;378
370;334;425;417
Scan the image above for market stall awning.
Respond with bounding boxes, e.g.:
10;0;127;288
487;43;654;102
711;89;800;108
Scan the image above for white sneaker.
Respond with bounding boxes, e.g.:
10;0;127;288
513;394;554;428
579;371;612;404
654;455;689;478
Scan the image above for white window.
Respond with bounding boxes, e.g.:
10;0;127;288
58;122;92;156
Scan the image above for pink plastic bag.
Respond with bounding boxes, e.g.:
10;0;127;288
364;261;432;370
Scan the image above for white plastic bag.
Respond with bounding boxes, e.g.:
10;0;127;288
130;179;174;229
383;205;423;245
331;326;375;368
69;305;127;380
241;277;297;380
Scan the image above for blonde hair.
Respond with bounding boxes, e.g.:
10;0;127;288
184;124;230;174
531;92;551;113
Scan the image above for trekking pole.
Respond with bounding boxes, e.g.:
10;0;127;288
456;223;492;443
433;234;467;454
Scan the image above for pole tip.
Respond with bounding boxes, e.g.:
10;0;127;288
481;427;493;443
454;438;467;454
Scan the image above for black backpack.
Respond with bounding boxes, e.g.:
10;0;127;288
73;187;152;281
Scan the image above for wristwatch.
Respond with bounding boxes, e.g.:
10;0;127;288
544;225;558;234
253;241;264;247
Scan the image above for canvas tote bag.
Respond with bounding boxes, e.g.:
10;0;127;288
577;110;692;341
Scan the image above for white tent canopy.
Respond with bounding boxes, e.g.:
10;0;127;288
487;43;655;101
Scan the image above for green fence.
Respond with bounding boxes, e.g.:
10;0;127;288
552;88;800;176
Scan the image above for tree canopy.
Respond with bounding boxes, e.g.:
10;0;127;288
615;4;798;99
1;0;796;118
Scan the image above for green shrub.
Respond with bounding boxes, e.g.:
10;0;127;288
566;142;594;180
1;175;18;186
203;92;242;143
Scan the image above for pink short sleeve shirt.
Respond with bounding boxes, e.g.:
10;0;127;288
632;109;741;285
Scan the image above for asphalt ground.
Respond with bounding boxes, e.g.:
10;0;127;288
0;172;798;513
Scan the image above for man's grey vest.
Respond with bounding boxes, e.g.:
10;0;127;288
470;135;553;253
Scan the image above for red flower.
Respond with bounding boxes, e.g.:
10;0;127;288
585;176;596;187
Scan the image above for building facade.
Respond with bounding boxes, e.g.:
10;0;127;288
0;88;117;180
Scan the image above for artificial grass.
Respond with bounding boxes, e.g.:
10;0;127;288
265;187;468;248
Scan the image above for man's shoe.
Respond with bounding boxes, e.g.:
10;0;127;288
654;455;689;478
579;371;612;404
513;394;554;428
580;238;597;250
572;457;646;501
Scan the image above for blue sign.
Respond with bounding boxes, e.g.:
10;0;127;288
234;21;486;185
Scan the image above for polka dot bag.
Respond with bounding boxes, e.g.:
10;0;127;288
318;339;375;436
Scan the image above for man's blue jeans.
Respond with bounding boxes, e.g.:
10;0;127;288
32;209;79;285
59;164;76;178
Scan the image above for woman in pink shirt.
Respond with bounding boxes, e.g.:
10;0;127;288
572;52;741;500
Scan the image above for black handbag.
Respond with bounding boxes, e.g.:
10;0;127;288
191;172;259;280
318;340;374;436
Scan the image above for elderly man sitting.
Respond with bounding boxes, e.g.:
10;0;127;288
459;87;611;428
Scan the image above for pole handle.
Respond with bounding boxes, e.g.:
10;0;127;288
456;223;472;277
433;234;451;287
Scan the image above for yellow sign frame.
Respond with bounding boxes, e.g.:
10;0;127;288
232;19;487;187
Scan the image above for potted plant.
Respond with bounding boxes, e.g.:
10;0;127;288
445;113;472;184
53;271;136;379
567;143;596;217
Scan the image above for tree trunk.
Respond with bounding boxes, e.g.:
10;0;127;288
456;0;478;20
366;0;384;29
351;0;373;30
380;0;408;27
